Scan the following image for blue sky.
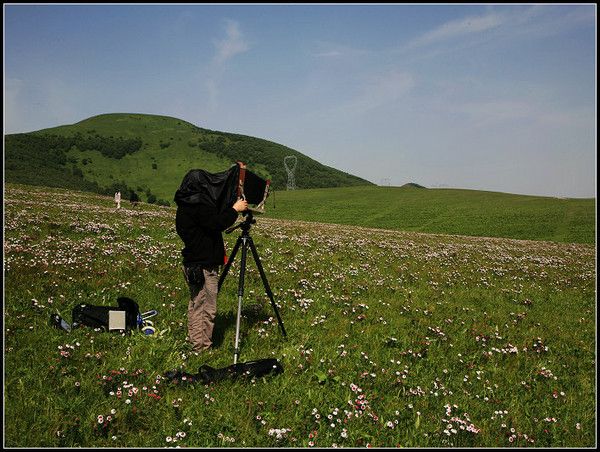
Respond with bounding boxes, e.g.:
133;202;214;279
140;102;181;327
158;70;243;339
4;4;596;197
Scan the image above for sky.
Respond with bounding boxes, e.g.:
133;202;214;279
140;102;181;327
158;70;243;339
3;3;597;198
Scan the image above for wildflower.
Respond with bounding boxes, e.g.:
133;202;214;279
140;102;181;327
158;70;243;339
268;428;291;440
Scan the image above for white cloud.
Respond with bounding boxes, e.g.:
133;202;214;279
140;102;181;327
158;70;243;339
204;19;250;110
361;70;415;108
311;41;370;59
4;78;25;132
452;99;593;130
212;19;249;66
314;50;343;58
406;12;506;49
404;5;595;52
454;100;537;126
332;70;416;117
506;4;595;39
4;77;80;133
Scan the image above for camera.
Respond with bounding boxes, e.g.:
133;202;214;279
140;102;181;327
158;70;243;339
174;161;270;213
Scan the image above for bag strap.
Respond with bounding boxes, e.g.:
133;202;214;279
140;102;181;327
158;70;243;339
236;161;247;200
254;179;271;212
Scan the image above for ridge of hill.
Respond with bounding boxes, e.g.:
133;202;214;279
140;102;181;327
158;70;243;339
400;182;427;189
5;113;372;204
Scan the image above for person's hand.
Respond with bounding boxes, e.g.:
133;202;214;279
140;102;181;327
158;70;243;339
232;198;248;212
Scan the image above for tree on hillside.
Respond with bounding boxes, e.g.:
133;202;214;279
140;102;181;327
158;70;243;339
130;191;140;207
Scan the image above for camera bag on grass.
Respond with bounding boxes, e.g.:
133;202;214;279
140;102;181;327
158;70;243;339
164;358;284;385
71;297;140;332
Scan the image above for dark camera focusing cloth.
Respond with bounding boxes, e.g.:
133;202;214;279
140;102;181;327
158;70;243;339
174;161;270;213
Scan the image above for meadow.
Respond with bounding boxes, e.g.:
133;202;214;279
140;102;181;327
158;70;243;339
265;186;596;244
3;183;596;447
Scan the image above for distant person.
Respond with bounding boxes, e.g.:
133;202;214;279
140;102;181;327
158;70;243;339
129;191;139;208
114;191;121;209
175;196;248;355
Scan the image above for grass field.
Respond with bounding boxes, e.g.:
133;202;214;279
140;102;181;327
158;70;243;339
265;186;596;244
3;183;596;447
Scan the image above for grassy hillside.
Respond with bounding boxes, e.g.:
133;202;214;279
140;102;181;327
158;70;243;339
264;186;596;244
4;184;596;447
5;113;372;204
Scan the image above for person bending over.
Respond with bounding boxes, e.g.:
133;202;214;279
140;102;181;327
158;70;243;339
176;197;248;354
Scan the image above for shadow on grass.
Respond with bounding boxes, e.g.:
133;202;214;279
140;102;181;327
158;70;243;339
212;303;270;349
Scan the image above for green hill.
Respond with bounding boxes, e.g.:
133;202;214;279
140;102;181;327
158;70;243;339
4;113;372;204
264;185;596;244
400;182;427;189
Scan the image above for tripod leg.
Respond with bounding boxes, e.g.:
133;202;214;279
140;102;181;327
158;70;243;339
233;237;249;364
248;237;287;338
219;235;242;290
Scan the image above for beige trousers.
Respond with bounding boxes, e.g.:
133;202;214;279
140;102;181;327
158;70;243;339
183;266;219;352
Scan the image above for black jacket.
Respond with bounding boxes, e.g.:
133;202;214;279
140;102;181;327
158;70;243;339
176;202;238;266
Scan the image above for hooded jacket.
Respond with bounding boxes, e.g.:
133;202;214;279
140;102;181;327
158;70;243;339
176;202;238;266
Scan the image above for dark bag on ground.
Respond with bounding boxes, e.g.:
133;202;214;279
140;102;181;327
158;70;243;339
164;358;284;385
71;297;140;331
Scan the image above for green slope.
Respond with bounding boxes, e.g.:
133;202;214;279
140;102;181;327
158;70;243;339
263;185;596;244
5;113;372;204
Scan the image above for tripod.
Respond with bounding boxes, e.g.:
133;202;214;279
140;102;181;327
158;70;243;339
218;212;287;364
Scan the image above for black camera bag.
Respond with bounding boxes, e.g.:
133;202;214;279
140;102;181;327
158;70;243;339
72;297;140;331
164;358;284;385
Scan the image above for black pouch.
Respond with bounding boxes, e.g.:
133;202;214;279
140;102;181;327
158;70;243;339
163;358;284;385
186;265;206;289
198;359;284;383
71;297;140;331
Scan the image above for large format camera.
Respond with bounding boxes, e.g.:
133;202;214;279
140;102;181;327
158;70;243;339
174;161;285;365
174;161;270;213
